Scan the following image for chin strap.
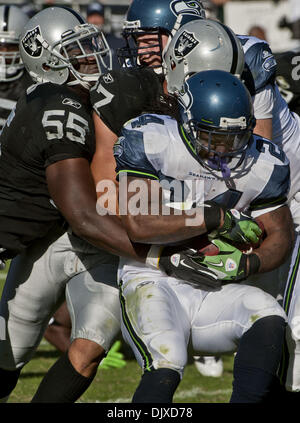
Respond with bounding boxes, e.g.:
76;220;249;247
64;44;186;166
207;156;231;179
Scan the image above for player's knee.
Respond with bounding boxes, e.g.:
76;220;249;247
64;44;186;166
242;288;287;328
68;339;106;375
130;282;175;335
149;332;187;377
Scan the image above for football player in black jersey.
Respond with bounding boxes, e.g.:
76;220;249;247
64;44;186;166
275;50;300;117
0;6;222;403
0;5;32;130
0;6;132;403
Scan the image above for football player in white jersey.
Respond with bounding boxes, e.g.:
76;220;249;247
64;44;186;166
91;0;287;378
114;70;292;403
163;19;300;393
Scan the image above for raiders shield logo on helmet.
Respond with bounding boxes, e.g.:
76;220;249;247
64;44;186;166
174;30;199;59
21;26;43;58
170;0;205;18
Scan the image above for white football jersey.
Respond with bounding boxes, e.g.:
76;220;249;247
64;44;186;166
115;113;290;220
252;84;300;202
115;112;290;281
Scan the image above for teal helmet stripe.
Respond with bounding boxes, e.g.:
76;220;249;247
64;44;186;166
119;281;154;372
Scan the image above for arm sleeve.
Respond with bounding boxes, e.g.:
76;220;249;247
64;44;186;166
239;36;277;95
114;128;159;181
252;84;275;120
249;162;290;218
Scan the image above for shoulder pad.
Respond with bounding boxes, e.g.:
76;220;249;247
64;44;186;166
238;35;277;94
90;68;163;136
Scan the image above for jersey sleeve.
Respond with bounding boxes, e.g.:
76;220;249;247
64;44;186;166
34;86;95;167
90;68;163;136
114;127;160;181
238;36;277;95
248;139;290;218
252;84;275;120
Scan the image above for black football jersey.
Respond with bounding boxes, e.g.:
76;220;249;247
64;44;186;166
0;83;95;255
90;67;164;136
275;50;300;116
0;71;32;130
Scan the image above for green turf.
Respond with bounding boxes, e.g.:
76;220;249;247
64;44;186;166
7;341;234;403
0;263;234;403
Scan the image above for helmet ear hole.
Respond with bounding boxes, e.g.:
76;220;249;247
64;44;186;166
42;63;50;71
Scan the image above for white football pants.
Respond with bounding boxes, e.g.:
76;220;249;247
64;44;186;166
118;260;286;378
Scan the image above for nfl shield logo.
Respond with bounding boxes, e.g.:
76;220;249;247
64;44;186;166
21;26;43;58
174;31;199;60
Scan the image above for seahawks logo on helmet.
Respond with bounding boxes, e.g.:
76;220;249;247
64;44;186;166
21;26;43;58
174;31;199;59
177;86;193;111
170;0;205;18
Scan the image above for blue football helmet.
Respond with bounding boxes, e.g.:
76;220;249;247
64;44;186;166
180;70;256;178
118;0;206;70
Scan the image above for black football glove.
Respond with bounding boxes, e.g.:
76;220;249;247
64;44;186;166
147;240;260;290
144;243;223;290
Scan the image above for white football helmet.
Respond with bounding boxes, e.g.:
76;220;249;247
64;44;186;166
163;19;245;94
0;5;29;82
19;6;112;88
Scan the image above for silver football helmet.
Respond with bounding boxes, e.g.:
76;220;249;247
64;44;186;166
19;6;112;88
163;19;245;94
0;5;29;82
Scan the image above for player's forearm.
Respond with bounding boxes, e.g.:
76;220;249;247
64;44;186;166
252;233;293;274
251;212;294;274
122;203;225;244
70;209;149;260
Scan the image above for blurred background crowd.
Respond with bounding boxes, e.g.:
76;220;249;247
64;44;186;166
4;0;300;55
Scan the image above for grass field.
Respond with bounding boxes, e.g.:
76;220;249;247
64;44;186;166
0;263;234;403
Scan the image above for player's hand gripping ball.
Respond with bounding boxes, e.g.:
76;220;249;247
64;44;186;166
215;209;264;249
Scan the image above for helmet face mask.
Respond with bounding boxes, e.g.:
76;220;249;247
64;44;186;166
51;23;112;86
180;70;255;179
118;27;166;70
0;43;24;82
189;122;253;178
0;5;29;82
20;7;112;88
118;0;206;70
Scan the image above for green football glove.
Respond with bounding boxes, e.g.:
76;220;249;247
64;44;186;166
158;239;250;288
193;238;248;282
98;341;126;370
216;209;262;245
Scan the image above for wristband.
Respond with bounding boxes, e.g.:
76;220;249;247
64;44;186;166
146;245;164;269
203;201;224;232
248;253;261;275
